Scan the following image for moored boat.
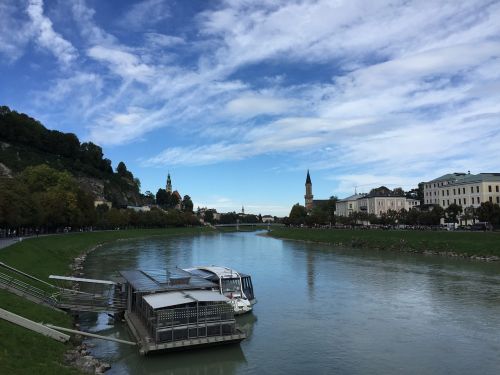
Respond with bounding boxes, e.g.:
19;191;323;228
184;266;256;315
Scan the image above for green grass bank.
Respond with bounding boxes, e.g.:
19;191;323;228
268;227;500;259
0;227;212;374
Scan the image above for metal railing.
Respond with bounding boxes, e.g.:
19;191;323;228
0;271;58;306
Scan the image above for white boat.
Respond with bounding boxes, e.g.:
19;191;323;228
184;266;256;315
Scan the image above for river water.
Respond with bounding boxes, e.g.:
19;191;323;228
81;231;500;374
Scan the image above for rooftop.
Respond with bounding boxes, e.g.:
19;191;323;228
427;173;500;186
143;290;229;309
120;268;216;293
338;193;366;202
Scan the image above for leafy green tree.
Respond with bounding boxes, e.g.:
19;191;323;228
181;195;194;212
156;188;168;207
204;210;215;224
445;203;462;223
289;203;307;225
476;202;500;226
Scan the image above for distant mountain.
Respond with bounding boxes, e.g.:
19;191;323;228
0;106;143;207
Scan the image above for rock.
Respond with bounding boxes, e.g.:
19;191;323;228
75;356;96;374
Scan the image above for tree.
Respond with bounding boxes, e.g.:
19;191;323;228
392;187;405;196
289;204;307;225
462;205;476;224
204;210;215;224
156;188;168;208
181;195;194;212
476;202;500;226
445;203;462;224
116;161;133;179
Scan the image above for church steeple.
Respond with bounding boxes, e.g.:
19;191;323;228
305;170;312;185
304;170;313;211
166;173;172;193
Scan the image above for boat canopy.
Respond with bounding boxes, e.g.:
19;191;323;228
120;268;216;293
143;290;229;309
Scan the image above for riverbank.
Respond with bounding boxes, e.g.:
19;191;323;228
268;227;500;260
0;227;212;374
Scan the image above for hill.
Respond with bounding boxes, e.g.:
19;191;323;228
0;106;142;207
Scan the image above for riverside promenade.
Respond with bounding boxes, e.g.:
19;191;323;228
0;238;17;250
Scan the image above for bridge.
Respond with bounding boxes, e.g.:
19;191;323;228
214;223;284;228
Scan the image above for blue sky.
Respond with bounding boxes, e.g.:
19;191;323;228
1;0;500;216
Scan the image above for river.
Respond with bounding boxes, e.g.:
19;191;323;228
80;231;500;374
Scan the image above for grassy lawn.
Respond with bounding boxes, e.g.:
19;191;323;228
268;227;500;257
0;227;212;374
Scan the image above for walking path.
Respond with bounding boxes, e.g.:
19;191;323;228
0;238;18;250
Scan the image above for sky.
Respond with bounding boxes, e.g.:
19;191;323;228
1;0;500;216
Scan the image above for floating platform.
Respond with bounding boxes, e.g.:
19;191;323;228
120;269;247;354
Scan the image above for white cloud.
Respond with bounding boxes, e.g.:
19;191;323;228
27;0;78;65
118;0;171;31
226;94;292;117
15;0;500;189
87;45;154;83
0;1;33;62
144;33;185;47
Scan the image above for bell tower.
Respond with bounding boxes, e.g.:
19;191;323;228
166;173;172;193
304;170;313;211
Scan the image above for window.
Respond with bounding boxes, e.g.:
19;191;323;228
489;185;492;192
442;190;445;196
453;189;456;195
489;197;493;203
478;197;481;203
497;186;499;193
476;186;479;193
463;188;465;194
463;198;466;205
472;197;474;204
447;199;449;205
447;190;449;196
442;200;445;206
454;199;456;204
497;197;499;204
434;183;436;188
471;186;473;193
459;198;461;205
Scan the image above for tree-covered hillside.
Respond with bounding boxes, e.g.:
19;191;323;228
0;106;141;206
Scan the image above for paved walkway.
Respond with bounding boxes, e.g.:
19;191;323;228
0;238;19;250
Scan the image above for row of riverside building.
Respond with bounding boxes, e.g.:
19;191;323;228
304;170;500;218
423;172;500;208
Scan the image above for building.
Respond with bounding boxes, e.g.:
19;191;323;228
304;170;313;211
336;187;419;217
166;173;172;193
262;215;274;223
335;193;367;217
422;172;500;209
94;199;112;209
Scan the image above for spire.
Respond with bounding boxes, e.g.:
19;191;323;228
305;169;312;185
166;172;172;193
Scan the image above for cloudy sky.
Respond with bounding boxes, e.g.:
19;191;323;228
1;0;500;216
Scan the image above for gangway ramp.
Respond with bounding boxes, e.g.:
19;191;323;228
0;262;125;313
49;275;126;313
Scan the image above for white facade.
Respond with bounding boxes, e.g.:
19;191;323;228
262;215;274;223
423;173;500;208
336;193;419;217
336;193;366;217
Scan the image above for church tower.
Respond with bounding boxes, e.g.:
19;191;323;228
304;170;313;211
166;173;172;193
